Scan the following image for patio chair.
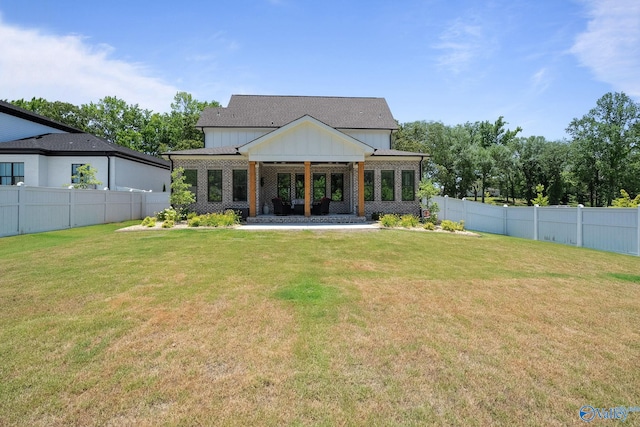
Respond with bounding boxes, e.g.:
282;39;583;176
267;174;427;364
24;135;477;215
272;198;291;215
320;197;331;215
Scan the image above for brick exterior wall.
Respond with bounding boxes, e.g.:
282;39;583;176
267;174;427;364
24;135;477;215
173;158;250;214
172;158;421;218
362;160;422;217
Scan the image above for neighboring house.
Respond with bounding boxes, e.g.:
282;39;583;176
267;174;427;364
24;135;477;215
164;95;424;218
0;100;170;191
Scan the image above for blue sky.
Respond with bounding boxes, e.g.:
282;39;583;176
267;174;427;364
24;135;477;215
1;0;638;140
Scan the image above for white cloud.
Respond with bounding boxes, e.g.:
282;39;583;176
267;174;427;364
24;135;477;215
530;67;551;94
0;16;179;112
433;17;495;74
571;0;640;97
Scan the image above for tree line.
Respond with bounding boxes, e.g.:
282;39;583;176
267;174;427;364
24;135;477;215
393;92;640;207
7;91;639;206
8;92;219;157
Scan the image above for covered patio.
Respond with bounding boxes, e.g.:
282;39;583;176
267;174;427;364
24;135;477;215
251;160;366;218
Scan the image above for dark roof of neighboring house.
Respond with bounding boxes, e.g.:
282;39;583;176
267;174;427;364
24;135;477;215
0;133;170;169
0;100;82;134
197;95;399;130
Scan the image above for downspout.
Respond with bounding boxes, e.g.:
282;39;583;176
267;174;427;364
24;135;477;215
167;154;173;194
106;154;111;189
419;156;424;219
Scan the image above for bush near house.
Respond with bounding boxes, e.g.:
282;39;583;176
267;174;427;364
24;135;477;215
188;210;240;227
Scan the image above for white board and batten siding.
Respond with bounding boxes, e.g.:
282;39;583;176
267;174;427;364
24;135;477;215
435;195;640;256
341;129;392;150
243;122;370;162
204;129;271;148
204;128;392;151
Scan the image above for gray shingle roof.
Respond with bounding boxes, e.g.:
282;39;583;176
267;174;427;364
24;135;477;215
0;133;170;168
197;95;398;130
0;100;81;134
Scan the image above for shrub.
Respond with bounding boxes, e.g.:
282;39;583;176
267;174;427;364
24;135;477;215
156;208;179;222
370;212;383;221
424;222;435;231
441;219;465;232
161;219;175;228
612;189;640;207
379;214;400;228
187;210;240;228
141;216;156;227
399;214;420;228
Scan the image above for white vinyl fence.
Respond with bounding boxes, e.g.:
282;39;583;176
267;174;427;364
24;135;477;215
434;196;640;256
0;185;169;237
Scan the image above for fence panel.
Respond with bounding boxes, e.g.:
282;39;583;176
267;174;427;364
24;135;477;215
582;208;638;255
105;192;134;223
434;196;639;256
537;207;578;246
145;192;170;217
23;187;71;234
434;196;465;222
75;190;108;226
505;207;534;239
464;201;505;234
0;186;20;237
0;186;170;237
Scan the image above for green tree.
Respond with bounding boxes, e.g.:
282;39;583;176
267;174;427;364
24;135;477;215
9;93;220;158
170;167;196;216
530;184;549;206
417;179;440;221
10;97;88;130
566;92;640;206
70;164;102;189
474;117;522;203
161;92;220;153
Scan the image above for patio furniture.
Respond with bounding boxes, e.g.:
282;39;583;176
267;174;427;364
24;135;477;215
311;197;331;215
272;198;292;215
320;197;331;215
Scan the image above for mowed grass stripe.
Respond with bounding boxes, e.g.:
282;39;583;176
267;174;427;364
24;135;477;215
0;222;638;426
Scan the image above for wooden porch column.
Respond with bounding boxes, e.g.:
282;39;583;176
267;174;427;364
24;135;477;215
304;161;311;217
358;161;365;217
249;161;256;217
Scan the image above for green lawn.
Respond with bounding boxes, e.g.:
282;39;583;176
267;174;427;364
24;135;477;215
1;223;639;426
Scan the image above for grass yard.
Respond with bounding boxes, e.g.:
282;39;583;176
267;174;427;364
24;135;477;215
0;223;639;426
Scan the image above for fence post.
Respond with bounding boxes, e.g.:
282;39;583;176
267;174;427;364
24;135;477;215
142;193;147;219
637;206;640;256
462;198;467;225
533;204;539;241
576;205;583;248
104;190;108;223
443;195;448;220
69;188;75;229
503;204;508;236
18;184;26;234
